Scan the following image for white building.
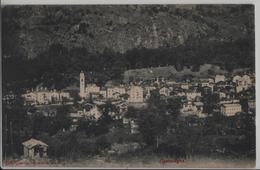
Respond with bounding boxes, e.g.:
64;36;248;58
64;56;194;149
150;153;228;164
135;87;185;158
22;88;71;105
144;86;156;99
218;92;227;99
112;101;128;114
180;102;198;113
186;91;201;101
215;74;225;83
130;120;139;134
201;82;210;87
180;101;205;117
22;138;48;159
233;75;252;93
122;118;139;134
248;100;255;110
107;86;126;99
177;92;186;97
3;91;16;105
84;105;101;120
127;86;144;103
70;105;102;120
86;84;100;97
242;75;252;85
159;87;170;96
108;102;128;120
233;75;242;83
100;89;107;98
166;80;177;85
181;83;190;90
219;99;240;105
220;103;242;116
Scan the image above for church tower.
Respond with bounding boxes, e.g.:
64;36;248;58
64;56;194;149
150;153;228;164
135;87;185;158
79;71;85;98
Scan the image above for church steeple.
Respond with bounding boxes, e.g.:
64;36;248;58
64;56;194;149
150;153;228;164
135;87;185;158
79;71;85;98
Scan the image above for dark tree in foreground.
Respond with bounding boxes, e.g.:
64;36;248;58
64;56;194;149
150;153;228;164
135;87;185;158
2;94;31;157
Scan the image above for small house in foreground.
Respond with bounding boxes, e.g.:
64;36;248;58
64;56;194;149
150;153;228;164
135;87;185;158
22;138;48;159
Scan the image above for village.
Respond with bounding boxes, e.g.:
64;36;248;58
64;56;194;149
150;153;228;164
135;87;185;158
21;69;255;120
5;66;253;160
1;3;256;168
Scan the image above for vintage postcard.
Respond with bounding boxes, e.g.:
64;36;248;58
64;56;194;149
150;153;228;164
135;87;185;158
1;1;257;169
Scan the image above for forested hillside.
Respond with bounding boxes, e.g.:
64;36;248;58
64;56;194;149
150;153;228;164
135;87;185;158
2;5;254;91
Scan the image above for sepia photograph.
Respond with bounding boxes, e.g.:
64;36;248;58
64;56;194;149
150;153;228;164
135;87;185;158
1;1;257;169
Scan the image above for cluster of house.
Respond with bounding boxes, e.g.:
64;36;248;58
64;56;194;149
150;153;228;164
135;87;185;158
233;74;253;93
2;91;17;105
18;70;255;159
69;99;129;130
22;87;73;105
173;73;254;117
68;71;254;133
20;71;253;116
70;103;102;122
18;70;255;135
79;71;144;103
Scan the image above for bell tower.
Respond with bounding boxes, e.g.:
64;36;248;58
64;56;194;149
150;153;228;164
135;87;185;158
79;71;85;98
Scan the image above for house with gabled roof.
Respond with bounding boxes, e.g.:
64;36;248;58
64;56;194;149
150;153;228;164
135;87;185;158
22;138;48;159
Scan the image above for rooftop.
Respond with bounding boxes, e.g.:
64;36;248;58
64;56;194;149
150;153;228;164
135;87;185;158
222;103;241;107
22;138;48;148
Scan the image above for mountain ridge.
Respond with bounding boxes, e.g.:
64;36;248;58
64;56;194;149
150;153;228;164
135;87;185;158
2;5;254;59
